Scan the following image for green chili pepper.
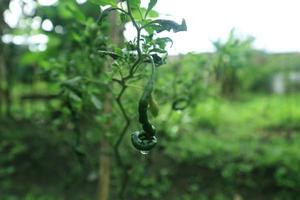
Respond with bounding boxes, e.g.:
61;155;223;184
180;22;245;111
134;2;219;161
138;58;156;136
131;131;157;151
131;56;158;151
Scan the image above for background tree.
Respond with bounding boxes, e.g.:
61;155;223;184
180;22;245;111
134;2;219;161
212;30;254;97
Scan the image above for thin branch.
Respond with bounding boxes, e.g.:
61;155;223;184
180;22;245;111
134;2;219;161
114;85;132;200
114;86;130;166
111;1;150;198
125;1;140;37
125;0;143;77
112;78;123;85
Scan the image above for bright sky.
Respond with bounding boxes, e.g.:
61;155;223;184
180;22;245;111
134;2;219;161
3;0;300;54
152;0;300;54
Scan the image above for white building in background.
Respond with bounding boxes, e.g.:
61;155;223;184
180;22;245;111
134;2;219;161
272;73;285;94
272;72;300;94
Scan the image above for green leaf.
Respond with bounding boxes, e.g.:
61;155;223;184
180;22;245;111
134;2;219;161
62;76;82;87
69;91;82;102
120;13;128;23
98;50;123;60
145;0;157;18
66;2;85;23
128;0;141;9
151;19;187;33
135;8;158;21
61;77;83;98
155;37;173;49
91;95;102;110
149;48;167;54
146;9;159;18
144;26;155;35
151;54;165;66
132;9;143;21
90;0;117;7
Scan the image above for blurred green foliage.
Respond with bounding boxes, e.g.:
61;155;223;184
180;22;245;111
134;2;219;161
1;0;300;200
